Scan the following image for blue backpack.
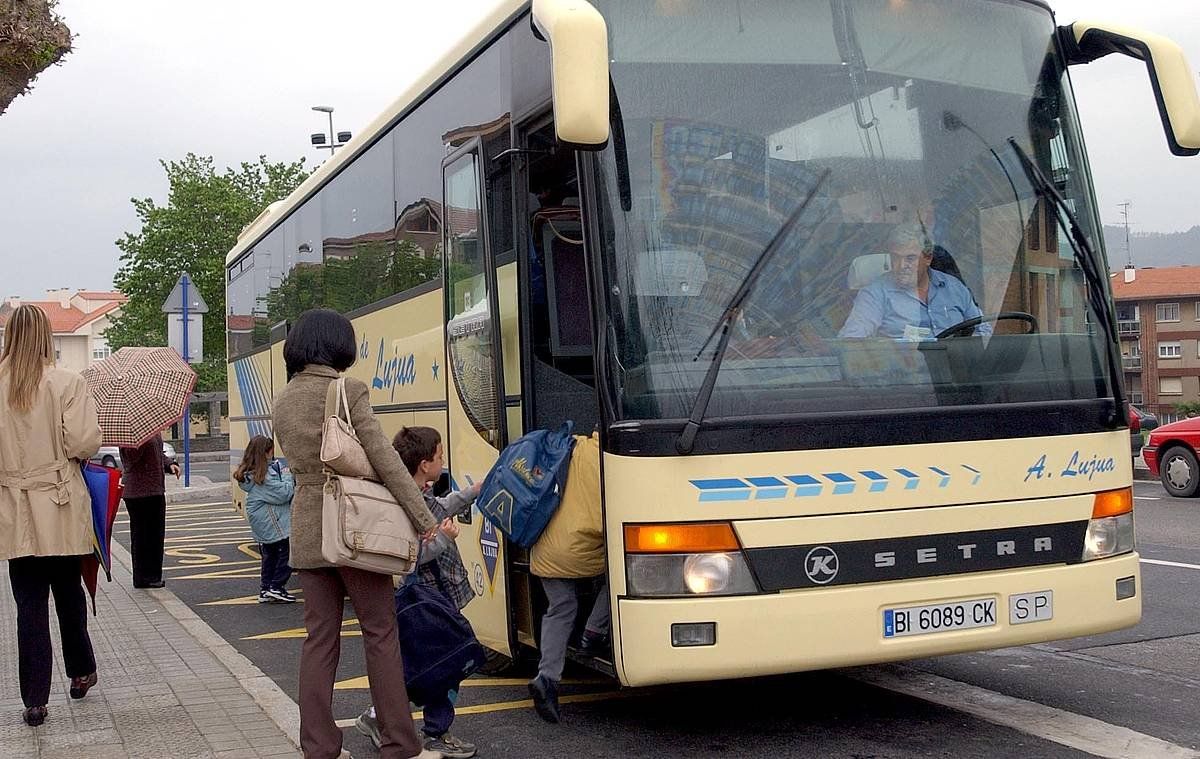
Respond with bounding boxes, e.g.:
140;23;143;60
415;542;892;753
476;422;576;548
394;578;485;706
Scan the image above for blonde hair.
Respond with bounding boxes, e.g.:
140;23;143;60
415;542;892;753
1;304;55;412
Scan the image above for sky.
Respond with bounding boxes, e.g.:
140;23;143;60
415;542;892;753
1;0;1197;300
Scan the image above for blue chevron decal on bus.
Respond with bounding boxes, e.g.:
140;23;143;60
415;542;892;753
691;465;982;501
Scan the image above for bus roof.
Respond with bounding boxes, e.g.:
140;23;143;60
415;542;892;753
226;0;528;267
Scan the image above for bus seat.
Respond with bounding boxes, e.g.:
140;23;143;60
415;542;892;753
847;253;890;290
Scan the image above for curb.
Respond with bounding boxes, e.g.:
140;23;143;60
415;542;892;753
178;451;231;463
109;538;302;749
166;483;231;503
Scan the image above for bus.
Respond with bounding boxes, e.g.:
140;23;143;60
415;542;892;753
226;0;1200;687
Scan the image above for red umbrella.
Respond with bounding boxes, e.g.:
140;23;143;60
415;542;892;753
82;347;196;447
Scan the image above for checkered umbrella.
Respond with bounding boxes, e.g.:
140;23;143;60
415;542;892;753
82;347;197;447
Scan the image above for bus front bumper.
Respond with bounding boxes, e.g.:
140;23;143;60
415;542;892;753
614;552;1140;687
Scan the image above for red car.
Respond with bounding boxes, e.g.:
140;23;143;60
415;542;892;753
1143;416;1200;497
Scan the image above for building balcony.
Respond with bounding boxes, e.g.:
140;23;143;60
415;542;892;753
1129;392;1144;406
1122;356;1142;371
1117;320;1140;336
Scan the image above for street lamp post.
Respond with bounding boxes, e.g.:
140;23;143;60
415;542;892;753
311;105;351;154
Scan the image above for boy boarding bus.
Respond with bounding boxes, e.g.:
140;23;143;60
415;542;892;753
226;0;1200;687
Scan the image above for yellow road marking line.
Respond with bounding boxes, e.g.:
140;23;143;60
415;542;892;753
171;567;265;581
165;559;260;571
333;690;638;727
244;619;360;641
201;592;305;606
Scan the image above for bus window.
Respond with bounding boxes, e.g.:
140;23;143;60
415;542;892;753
445;151;503;447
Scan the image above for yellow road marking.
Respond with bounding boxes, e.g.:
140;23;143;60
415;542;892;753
165;558;259;571
244;619;360;641
334;676;606;690
239;542;262;559
333;690;638;727
170;566;264;581
201;591;305;606
164;548;223;565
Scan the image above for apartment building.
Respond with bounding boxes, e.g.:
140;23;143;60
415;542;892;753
1110;266;1200;419
0;289;127;373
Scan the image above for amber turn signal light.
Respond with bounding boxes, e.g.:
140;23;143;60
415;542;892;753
1092;487;1133;519
624;522;740;553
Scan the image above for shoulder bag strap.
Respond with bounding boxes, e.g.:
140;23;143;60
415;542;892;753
323;376;340;420
337;377;355;433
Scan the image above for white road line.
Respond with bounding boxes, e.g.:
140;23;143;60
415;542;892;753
1134;496;1161;501
1140;558;1200;571
849;664;1199;759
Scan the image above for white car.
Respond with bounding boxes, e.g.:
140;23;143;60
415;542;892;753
93;442;177;470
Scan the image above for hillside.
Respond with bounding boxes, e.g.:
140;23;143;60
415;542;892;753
1103;224;1200;271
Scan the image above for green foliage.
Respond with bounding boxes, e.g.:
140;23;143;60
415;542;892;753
107;154;308;390
263;240;442;328
1174;402;1200;418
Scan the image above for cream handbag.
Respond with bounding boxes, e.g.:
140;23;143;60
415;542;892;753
319;377;419;575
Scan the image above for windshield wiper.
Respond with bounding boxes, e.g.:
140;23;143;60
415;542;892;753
675;169;830;454
1005;138;1126;422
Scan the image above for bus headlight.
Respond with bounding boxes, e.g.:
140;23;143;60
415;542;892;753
626;552;757;597
1082;513;1135;561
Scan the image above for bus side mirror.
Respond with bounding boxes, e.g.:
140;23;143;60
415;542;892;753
1061;21;1200;156
532;0;610;151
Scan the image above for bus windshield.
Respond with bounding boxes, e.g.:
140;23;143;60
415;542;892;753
591;0;1117;439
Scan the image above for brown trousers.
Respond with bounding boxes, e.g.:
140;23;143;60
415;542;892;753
298;567;422;759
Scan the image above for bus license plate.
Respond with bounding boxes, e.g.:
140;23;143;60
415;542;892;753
883;598;996;638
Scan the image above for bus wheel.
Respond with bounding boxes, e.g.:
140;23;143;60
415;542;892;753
1160;446;1200;498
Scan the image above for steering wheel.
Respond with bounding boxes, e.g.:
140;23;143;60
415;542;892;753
935;311;1038;339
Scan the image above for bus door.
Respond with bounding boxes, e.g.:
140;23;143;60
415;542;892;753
442;140;515;657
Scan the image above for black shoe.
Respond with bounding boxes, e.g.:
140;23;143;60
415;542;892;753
134;580;165;589
528;675;560;723
578;631;610;659
22;706;46;726
69;671;97;699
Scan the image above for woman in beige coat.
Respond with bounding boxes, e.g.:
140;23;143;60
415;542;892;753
0;305;103;726
272;309;441;759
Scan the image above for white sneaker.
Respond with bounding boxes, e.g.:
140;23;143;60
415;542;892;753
407;751;445;759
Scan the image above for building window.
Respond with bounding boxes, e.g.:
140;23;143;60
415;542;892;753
53;339;61;362
1160;377;1183;396
1159;342;1182;359
1157;302;1180;322
1195;301;1200;321
91;340;110;361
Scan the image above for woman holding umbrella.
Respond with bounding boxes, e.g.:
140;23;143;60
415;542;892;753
0;305;102;727
119;433;181;588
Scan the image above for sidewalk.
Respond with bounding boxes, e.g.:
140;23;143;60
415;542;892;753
0;544;300;758
165;474;230;504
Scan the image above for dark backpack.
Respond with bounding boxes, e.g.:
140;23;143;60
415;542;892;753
394;580;485;706
476;422;576;548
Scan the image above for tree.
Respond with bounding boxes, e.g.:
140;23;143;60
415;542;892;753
108;154;309;390
0;0;71;115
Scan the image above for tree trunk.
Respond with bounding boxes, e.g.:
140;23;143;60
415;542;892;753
0;0;72;116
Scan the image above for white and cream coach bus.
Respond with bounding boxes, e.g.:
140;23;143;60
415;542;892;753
227;0;1200;686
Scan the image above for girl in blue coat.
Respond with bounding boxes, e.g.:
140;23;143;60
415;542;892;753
234;436;296;603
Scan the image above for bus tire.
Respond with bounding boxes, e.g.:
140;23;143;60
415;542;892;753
1159;446;1200;498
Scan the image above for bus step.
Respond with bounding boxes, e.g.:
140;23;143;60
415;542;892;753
565;648;616;678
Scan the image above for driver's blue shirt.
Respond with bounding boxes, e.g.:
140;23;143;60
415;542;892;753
839;269;991;339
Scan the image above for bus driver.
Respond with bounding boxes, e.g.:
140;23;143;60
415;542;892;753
838;223;991;340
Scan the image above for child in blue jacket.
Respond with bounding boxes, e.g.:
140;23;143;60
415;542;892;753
234;435;296;603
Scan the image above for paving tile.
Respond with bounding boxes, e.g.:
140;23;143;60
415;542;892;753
0;562;298;758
